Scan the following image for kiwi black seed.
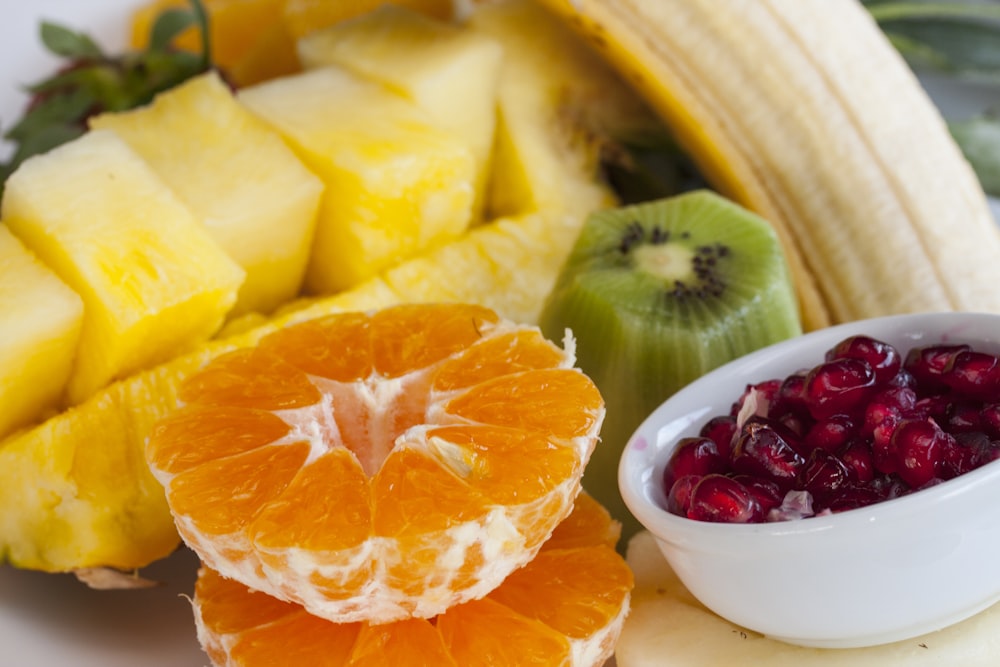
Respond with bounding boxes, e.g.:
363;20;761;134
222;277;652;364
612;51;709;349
539;189;802;542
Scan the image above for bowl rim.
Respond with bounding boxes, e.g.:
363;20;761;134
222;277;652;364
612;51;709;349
619;310;1000;543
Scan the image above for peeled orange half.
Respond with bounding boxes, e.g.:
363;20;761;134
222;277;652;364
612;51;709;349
146;303;604;622
192;493;633;666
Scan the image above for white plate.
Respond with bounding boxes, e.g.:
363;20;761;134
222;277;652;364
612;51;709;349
0;4;998;666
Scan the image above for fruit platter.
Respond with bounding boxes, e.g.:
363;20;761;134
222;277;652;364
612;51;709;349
4;0;1000;665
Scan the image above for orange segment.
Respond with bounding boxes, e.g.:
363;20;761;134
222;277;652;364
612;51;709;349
146;303;604;624
191;494;632;667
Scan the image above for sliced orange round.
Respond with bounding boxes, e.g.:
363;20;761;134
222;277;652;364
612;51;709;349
147;303;604;622
192;493;633;666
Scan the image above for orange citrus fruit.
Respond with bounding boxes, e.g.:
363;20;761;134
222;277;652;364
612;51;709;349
192;493;633;666
146;303;604;623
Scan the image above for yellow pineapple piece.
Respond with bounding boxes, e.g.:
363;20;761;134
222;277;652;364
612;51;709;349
90;71;324;318
0;225;84;438
281;0;453;41
466;0;661;219
297;4;503;221
1;129;245;405
238;65;476;294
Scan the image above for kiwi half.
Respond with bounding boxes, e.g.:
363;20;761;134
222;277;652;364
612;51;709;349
539;189;802;542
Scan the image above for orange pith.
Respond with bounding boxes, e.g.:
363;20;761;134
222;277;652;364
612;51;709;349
192;493;633;667
146;303;604;623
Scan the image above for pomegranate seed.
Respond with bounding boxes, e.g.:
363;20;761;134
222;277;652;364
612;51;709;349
799;449;851;502
942;350;1000;399
730;418;805;489
731;474;783;514
903;344;970;393
662;436;727;492
940;432;986;479
698;415;738;459
687;474;761;523
804;358;877;420
891;419;946;488
981;404;1000;438
839;439;875;483
826;335;902;384
771;372;808;416
804;414;857;453
666;475;700;516
945;401;983;433
869;474;910;501
888;368;918;390
730;379;782;417
823;484;882;512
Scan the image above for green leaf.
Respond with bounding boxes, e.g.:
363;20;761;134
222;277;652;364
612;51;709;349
39;21;104;60
949;112;1000;196
4;88;94;142
149;7;199;52
865;1;1000;79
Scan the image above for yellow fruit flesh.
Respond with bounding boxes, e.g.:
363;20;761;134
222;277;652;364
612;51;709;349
90;72;324;318
281;0;453;40
1;130;245;406
238;66;476;294
0;226;83;439
296;4;503;221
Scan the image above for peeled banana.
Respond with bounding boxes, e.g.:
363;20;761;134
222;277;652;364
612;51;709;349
538;0;1000;330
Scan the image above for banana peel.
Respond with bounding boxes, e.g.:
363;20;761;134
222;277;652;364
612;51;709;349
538;0;1000;330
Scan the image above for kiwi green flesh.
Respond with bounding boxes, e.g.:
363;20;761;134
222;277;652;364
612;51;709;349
539;190;802;541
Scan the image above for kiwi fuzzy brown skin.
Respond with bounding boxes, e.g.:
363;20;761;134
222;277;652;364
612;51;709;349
539;189;802;542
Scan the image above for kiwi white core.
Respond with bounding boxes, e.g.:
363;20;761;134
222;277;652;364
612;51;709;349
632;242;694;282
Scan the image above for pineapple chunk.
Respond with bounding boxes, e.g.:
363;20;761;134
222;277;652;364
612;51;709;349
238;65;476;294
467;0;660;218
297;4;503;221
90;71;324;317
1;129;245;405
0;225;83;438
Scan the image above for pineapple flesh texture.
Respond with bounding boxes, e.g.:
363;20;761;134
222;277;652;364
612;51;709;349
1;129;245;406
238;65;476;294
90;71;324;318
466;0;662;219
296;3;503;222
0;225;83;439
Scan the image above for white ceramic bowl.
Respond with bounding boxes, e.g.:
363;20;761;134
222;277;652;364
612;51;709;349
619;311;1000;648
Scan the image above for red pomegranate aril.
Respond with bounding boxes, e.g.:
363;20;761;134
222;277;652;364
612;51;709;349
839;439;875;483
804;358;878;420
940;433;985;480
662;436;727;491
822;484;883;513
804;414;857;453
892;419;946;488
665;334;1000;524
687;474;761;523
942;350;1000;399
799;448;851;500
826;335;902;384
698;415;738;459
666;474;700;516
731;474;783;514
903;344;971;392
946;401;983;433
730;418;805;489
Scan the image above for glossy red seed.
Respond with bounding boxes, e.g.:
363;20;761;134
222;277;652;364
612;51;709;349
730;419;805;489
662;436;727;492
940;432;986;480
892;419;946;488
687;474;761;523
804;358;877;420
982;404;1000;438
839;439;875;483
698;415;738;459
804;414;857;453
666;474;700;516
730;378;782;417
823;485;883;512
799;448;851;501
731;474;783;514
942;350;1000;399
826;335;902;384
946;401;983;433
903;344;971;392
